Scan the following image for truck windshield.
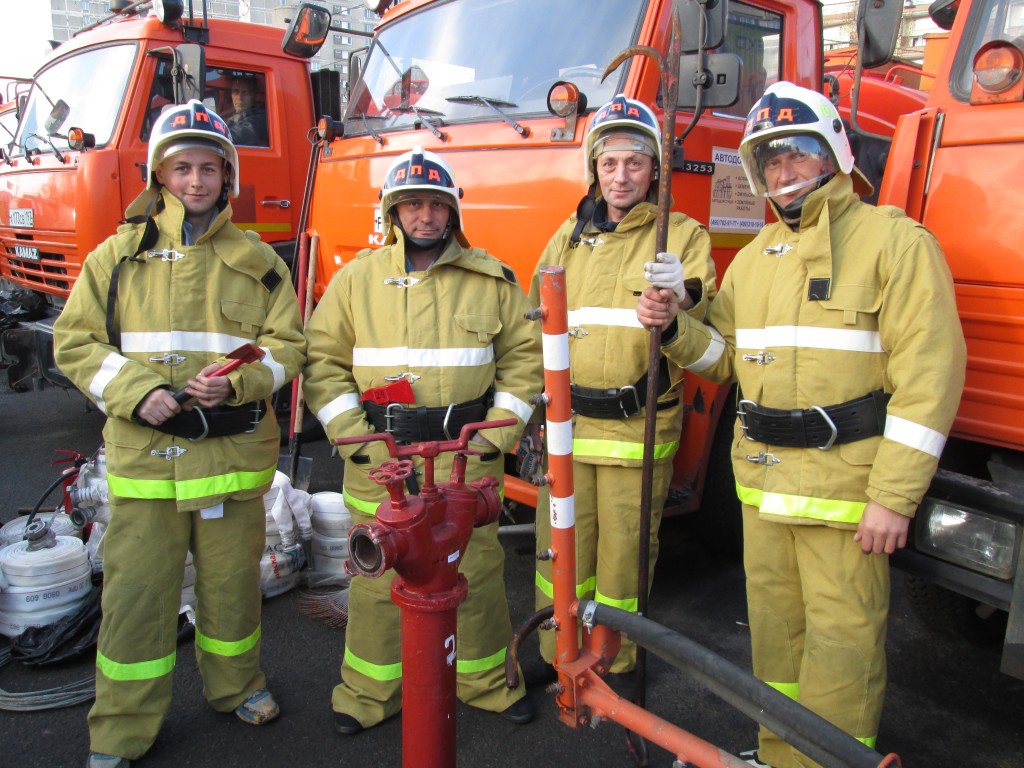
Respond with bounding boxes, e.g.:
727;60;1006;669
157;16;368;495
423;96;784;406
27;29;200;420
953;0;1024;99
12;43;135;156
345;0;644;132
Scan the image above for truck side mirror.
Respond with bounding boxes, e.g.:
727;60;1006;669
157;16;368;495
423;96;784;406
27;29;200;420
44;100;71;135
857;0;904;69
928;0;960;31
174;44;206;103
283;3;332;59
678;0;728;53
678;53;741;108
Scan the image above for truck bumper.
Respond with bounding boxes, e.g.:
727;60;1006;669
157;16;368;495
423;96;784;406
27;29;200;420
0;313;71;391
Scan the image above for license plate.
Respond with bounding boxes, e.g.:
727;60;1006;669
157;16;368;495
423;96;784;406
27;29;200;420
14;244;39;261
9;208;33;228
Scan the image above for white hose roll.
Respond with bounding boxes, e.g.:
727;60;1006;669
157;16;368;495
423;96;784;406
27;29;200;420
311;551;350;576
0;569;92;612
0;600;84;639
311;530;350;559
1;538;90;586
310;492;352;537
0;514;80;546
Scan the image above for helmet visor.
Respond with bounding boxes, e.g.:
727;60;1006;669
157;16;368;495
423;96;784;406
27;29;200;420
590;129;659;161
753;134;836;199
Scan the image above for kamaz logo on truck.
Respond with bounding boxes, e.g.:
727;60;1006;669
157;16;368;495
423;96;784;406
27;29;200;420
9;208;33;228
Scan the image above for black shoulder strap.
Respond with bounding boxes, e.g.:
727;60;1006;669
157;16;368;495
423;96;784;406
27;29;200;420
105;217;160;349
568;189;598;249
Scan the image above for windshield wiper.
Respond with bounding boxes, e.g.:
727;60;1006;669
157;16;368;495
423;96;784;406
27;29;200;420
361;113;386;146
27;132;65;162
445;95;531;138
388;104;448;141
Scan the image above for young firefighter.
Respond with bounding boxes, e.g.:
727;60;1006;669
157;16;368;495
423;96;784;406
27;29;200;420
302;147;543;733
524;95;716;685
637;82;966;768
54;100;306;768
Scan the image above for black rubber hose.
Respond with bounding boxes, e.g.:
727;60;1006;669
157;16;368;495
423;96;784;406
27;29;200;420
24;472;68;532
586;602;886;768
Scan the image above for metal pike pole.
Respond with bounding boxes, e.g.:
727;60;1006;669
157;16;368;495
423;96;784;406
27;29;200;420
602;7;682;765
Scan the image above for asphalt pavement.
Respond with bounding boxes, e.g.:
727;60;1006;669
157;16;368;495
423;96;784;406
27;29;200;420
1;386;1023;767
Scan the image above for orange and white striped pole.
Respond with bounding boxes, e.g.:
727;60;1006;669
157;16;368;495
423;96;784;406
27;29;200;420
537;266;580;673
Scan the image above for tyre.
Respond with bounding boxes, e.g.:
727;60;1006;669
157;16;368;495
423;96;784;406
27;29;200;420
903;573;1007;645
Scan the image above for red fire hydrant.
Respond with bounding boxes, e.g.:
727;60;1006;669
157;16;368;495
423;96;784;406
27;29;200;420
335;419;514;768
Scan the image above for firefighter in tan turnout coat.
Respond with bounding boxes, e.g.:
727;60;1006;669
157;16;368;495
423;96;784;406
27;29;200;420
526;94;717;683
638;82;966;768
54;101;305;768
303;147;542;733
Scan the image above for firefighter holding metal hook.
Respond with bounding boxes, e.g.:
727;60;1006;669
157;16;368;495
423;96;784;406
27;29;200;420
54;100;306;767
523;94;717;686
638;82;966;768
302;147;543;734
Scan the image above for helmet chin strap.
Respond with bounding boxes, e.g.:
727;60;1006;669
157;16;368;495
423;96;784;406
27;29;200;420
770;173;835;228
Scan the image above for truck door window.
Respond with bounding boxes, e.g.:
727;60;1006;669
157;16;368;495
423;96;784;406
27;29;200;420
712;3;783;118
344;0;644;133
952;0;1024;99
12;43;135;157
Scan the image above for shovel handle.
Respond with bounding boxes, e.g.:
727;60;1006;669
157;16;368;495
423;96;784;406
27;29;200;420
171;353;260;404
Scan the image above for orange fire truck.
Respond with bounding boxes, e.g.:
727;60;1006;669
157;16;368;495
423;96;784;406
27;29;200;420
0;0;333;390
283;0;1024;678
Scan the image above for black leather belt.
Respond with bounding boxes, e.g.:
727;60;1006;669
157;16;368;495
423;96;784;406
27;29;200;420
737;389;890;449
570;383;678;419
143;400;267;441
363;392;491;443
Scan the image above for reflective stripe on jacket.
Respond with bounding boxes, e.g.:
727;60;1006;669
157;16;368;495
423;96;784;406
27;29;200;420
54;190;306;510
530;201;715;467
664;173;966;523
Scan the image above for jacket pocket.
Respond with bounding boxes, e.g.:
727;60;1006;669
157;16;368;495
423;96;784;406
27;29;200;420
455;312;502;344
221;300;267;336
820;285;882;327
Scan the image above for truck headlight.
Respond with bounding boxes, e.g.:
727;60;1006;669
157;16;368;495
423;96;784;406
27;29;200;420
916;499;1019;580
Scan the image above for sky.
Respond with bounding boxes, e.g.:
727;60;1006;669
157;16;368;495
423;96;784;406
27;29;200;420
0;3;56;80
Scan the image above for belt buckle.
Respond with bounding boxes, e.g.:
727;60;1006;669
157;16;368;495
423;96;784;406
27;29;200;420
619;385;641;418
737;399;758;441
385;403;405;435
442;403;456;441
188;407;210;442
809;405;838;450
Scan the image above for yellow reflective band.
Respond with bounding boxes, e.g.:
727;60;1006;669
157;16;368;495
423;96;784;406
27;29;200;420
737;484;866;525
107;466;277;502
766;680;799;700
594;589;638;613
572;438;679;461
107;473;176;499
535;571;595;600
858;735;877;749
456;646;506;675
96;648;176;681
195;625;261;657
345;644;403;681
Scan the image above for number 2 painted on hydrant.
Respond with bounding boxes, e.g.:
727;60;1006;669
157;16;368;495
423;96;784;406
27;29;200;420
445;634;456;666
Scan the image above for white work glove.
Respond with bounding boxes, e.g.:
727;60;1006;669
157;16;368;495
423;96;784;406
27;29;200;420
644;252;685;301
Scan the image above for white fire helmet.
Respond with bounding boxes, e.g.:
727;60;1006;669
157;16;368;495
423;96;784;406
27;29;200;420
147;100;239;198
583;94;661;187
738;81;854;199
379;146;465;245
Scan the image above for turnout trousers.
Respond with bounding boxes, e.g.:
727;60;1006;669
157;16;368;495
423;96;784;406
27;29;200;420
332;516;524;727
742;504;889;768
89;495;266;759
535;461;672;673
